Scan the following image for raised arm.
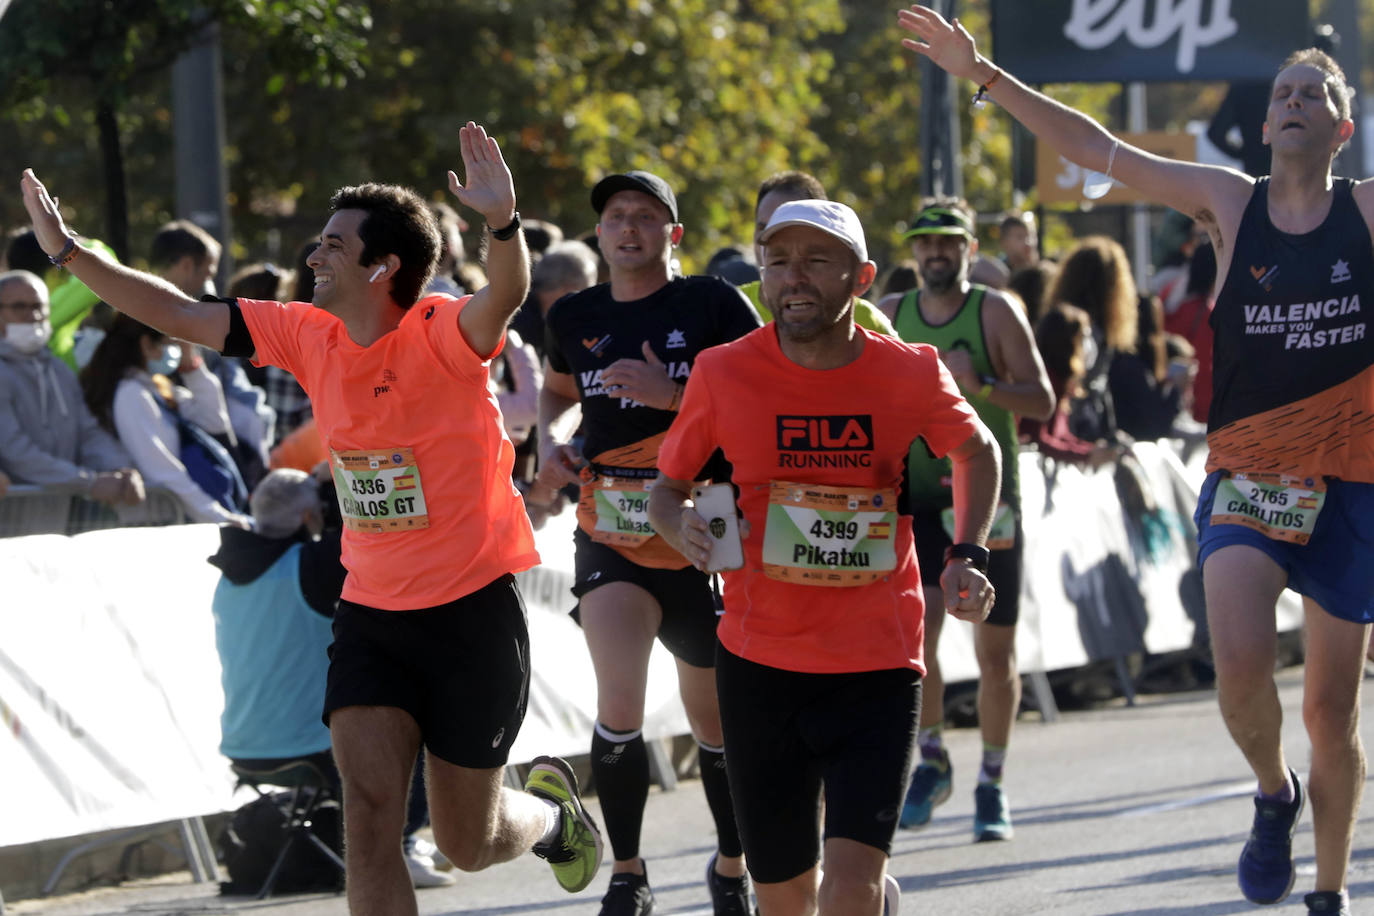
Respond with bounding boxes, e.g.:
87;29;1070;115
450;122;530;358
20;170;232;350
896;7;1253;232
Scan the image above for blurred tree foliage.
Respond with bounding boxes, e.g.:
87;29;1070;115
0;0;370;260
0;0;1323;275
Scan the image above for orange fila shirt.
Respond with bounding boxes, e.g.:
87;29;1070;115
659;326;979;674
241;295;538;610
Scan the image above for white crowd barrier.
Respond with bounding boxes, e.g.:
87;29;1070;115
0;443;1301;848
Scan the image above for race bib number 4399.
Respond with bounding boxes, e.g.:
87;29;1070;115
762;481;898;586
331;447;429;533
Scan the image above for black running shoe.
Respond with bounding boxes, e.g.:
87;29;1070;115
705;852;753;915
600;866;655;916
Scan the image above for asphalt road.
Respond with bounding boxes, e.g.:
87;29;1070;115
9;666;1372;915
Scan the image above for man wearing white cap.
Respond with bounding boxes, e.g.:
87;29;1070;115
650;199;1002;915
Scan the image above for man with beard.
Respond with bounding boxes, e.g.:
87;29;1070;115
650;199;1001;914
882;198;1052;842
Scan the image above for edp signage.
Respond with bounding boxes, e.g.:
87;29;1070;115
991;0;1310;83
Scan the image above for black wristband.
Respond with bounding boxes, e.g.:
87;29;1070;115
489;211;521;241
943;542;990;574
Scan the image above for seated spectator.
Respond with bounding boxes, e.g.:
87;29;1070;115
1164;240;1216;424
1022;303;1121;467
150;220;274;485
5;228;119;371
208;468;453;887
81;313;250;527
0;270;144;506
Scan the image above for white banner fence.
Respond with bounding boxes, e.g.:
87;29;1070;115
0;442;1301;849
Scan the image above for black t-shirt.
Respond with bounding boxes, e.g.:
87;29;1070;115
545;275;761;468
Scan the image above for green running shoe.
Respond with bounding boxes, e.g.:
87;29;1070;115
527;755;604;893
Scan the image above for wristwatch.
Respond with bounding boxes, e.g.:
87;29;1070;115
943;542;990;574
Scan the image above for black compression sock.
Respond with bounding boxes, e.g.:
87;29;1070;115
590;723;650;862
697;742;743;859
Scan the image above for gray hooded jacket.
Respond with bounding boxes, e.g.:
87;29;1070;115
0;338;131;487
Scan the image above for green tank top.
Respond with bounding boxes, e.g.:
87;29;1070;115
894;285;1020;508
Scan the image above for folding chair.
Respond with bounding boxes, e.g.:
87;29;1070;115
229;759;345;898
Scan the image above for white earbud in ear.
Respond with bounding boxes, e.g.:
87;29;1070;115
369;266;386;283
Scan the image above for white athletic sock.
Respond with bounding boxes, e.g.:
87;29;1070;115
537;798;562;845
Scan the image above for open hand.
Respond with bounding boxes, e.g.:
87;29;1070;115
897;5;982;81
20;169;73;257
447;122;516;228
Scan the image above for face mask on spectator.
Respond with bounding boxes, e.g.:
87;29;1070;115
5;320;52;355
146;343;183;378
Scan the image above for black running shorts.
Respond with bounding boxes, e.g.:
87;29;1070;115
913;508;1022;627
324;574;530;769
571;528;720;668
715;645;922;883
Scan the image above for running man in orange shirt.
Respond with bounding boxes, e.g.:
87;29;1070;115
20;122;602;915
651;199;1001;915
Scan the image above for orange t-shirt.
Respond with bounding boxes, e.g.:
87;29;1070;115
241;295;539;610
659;326;979;674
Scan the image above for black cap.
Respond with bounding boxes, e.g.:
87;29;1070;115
591;170;679;223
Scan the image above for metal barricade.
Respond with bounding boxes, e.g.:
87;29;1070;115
0;484;191;538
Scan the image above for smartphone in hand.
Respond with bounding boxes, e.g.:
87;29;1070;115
691;482;744;572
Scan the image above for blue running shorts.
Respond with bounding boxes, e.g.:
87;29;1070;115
1195;471;1374;623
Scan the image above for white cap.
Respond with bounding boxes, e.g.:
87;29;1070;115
759;199;869;264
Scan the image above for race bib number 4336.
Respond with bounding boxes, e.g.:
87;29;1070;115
331;447;429;533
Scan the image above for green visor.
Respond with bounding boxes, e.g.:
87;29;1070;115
900;206;974;240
